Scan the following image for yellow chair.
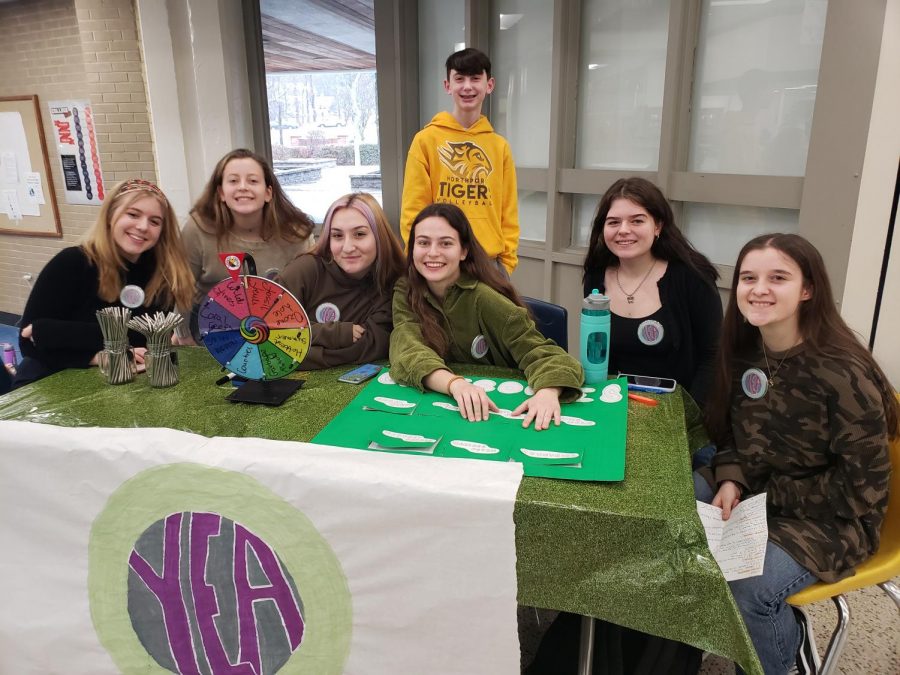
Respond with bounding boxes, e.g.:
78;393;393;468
787;401;900;675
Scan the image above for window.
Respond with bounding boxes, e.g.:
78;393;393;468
576;0;670;170
417;0;464;126
489;0;553;169
260;0;381;222
687;0;826;176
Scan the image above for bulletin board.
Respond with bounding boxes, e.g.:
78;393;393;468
0;95;62;237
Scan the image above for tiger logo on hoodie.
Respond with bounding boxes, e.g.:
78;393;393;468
437;141;494;181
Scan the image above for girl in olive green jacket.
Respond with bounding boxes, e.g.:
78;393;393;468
390;203;583;430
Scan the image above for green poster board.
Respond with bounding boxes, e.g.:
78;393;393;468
313;369;628;481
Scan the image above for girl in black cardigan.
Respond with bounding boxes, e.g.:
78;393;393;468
15;179;194;387
582;177;721;409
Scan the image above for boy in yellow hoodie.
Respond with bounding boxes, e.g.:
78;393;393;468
400;48;519;274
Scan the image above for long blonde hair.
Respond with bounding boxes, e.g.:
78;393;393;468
81;179;194;310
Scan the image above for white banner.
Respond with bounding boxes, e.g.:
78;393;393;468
0;421;522;674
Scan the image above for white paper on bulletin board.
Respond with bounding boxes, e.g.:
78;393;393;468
0;112;41;218
47;99;105;206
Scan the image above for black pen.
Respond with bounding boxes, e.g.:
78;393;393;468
215;372;237;386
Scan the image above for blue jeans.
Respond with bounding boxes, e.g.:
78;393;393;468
692;443;716;470
694;472;817;674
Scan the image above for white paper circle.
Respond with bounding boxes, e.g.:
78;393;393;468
637;319;664;346
741;368;768;400
473;379;496;392
377;372;396;385
315;302;340;323
497;381;524;394
119;284;145;308
470;335;489;359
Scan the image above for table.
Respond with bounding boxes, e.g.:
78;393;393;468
0;347;762;674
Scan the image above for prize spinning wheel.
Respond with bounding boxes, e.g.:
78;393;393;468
199;275;311;380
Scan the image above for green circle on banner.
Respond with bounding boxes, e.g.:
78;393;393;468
88;463;352;674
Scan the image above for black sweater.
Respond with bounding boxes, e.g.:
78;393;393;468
583;260;722;408
19;246;170;373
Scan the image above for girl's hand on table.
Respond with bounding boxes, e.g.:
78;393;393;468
713;480;742;520
449;377;497;422
512;387;562;431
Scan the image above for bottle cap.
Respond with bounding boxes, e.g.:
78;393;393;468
584;289;610;310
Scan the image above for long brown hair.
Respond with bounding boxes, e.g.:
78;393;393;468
583;177;718;284
81;179;194;310
406;203;525;356
705;233;900;443
313;192;405;296
190;148;314;243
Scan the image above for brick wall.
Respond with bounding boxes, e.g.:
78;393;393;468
0;0;156;316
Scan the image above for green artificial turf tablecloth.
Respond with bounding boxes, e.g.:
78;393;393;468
0;347;761;674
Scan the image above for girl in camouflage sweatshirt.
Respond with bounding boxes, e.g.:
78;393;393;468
698;234;898;675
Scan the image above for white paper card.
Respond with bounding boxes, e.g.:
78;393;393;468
697;492;768;581
1;150;17;184
3;189;21;220
24;172;45;204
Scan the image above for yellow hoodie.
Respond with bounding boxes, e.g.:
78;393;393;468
401;112;519;273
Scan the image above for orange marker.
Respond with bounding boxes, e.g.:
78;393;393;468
628;392;658;407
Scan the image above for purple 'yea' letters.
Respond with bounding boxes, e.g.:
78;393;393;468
129;512;304;674
129;513;202;675
234;524;305;670
190;513;255;673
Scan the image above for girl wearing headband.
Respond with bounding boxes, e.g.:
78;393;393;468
179;148;315;343
14;179;193;387
278;192;405;368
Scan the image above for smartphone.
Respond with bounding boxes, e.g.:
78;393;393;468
619;373;677;393
338;363;381;385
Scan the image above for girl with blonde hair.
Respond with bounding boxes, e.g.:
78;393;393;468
15;179;193;386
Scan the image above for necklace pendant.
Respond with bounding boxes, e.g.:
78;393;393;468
626;295;634;304
768;377;774;387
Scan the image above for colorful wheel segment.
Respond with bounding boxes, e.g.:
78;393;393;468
200;276;311;380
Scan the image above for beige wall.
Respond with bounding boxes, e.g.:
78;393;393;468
0;0;156;316
844;0;900;387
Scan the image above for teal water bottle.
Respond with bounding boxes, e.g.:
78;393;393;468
580;289;611;384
